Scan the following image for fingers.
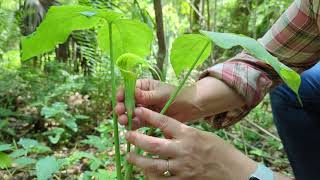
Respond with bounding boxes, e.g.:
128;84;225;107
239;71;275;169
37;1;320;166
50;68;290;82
115;103;126;116
127;152;178;176
134;107;187;138
119;116;146;130
116;87;124;102
136;79;155;91
118;114;128;124
116;103;149;129
126;131;178;157
136;79;165;106
118;79;164;109
135;88;163;106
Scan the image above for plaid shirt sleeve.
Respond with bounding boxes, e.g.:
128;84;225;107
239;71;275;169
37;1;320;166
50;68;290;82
202;0;320;129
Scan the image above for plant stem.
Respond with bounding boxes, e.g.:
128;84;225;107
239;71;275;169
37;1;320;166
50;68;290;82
109;22;122;180
124;75;136;180
148;41;210;136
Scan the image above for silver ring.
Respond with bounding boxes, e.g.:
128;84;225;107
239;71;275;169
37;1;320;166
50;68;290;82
163;159;172;177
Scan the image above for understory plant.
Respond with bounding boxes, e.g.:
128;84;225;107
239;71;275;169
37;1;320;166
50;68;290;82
22;5;153;180
116;53;155;180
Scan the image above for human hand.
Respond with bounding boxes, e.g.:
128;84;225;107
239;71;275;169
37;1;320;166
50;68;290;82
115;79;201;129
125;107;257;180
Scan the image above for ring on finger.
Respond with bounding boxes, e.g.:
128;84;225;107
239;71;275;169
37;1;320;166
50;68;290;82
163;159;172;177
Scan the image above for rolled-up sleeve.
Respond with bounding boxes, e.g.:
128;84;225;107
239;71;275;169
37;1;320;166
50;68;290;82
203;0;320;128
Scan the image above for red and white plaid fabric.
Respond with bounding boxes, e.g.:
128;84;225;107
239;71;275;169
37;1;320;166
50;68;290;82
203;0;320;128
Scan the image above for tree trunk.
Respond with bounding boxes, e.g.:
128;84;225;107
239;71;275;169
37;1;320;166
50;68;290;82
211;0;218;65
191;0;201;33
55;41;69;62
206;0;210;30
252;0;257;39
153;0;166;80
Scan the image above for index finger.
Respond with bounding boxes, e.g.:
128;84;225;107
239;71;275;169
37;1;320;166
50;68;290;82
134;107;187;138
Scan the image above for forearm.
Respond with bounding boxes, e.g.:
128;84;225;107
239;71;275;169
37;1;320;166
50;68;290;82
221;143;292;180
180;76;245;122
202;131;292;180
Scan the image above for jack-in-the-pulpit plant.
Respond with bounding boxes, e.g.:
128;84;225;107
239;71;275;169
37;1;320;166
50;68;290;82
116;53;154;180
21;5;153;180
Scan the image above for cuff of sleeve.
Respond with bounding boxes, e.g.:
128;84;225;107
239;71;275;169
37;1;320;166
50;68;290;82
200;60;273;129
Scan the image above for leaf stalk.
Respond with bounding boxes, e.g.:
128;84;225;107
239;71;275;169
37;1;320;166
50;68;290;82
148;41;210;135
109;22;123;180
123;74;136;180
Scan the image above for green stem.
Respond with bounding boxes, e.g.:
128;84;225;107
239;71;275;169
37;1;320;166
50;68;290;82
148;41;210;136
124;76;136;180
109;22;122;180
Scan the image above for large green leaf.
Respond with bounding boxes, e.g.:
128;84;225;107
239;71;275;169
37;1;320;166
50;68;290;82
170;34;212;76
21;5;121;60
97;19;154;60
200;31;301;100
36;156;59;180
0;152;12;169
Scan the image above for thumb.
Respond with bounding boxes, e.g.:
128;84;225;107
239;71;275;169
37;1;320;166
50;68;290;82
135;88;164;106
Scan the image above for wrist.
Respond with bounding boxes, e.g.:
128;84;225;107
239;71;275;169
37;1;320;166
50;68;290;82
225;147;257;179
213;138;257;179
249;163;274;180
204;132;257;180
193;77;245;118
